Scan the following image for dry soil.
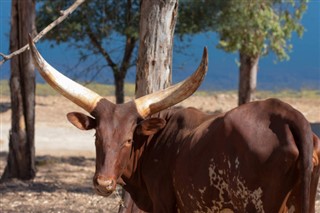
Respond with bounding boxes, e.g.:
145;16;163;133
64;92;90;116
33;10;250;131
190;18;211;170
0;94;319;212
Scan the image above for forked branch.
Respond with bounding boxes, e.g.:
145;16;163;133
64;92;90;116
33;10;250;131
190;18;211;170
0;0;86;67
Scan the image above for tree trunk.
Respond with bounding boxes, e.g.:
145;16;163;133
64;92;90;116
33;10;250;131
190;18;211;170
1;0;36;181
238;52;259;106
119;0;178;212
135;0;178;97
115;73;125;104
114;36;137;104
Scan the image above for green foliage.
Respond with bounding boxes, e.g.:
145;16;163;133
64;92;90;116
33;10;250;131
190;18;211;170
215;0;308;60
176;0;308;61
37;0;140;44
176;0;226;36
36;0;141;102
36;0;140;80
36;0;222;51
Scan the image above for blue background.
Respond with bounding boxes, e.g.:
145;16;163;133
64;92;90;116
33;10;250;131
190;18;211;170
1;0;319;91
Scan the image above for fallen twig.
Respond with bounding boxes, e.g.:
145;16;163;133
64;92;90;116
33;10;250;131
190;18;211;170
0;0;86;67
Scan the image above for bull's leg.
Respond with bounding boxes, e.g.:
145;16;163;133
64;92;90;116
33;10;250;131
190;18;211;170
285;133;320;213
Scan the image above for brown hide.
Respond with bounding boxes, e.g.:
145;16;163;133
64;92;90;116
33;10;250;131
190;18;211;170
67;98;316;212
114;99;315;212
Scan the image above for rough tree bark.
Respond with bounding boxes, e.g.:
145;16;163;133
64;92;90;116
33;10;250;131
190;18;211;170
135;0;178;97
238;52;259;106
1;0;37;181
119;0;178;212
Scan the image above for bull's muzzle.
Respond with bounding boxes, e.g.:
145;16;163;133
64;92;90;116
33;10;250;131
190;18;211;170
94;175;117;197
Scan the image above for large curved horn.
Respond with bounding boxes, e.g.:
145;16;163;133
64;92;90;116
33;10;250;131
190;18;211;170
28;36;102;113
135;47;208;118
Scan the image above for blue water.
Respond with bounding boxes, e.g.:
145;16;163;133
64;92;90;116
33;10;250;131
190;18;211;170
1;1;319;91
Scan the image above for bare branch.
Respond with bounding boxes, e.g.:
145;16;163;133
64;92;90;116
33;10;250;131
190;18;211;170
85;26;118;72
0;0;86;67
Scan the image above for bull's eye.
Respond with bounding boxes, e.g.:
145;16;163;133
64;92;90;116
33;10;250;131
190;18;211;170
126;139;133;145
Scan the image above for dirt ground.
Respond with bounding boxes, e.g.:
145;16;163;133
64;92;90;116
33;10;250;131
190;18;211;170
0;94;319;212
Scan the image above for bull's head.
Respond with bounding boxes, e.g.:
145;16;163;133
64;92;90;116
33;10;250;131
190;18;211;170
29;37;208;196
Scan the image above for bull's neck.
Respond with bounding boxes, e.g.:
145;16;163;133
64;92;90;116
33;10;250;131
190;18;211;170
122;110;181;182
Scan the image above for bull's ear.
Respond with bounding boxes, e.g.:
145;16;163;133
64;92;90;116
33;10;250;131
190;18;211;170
67;112;96;130
136;118;166;136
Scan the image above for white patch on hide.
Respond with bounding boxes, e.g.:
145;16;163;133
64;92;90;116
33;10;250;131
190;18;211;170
235;157;239;169
288;205;295;213
206;156;264;213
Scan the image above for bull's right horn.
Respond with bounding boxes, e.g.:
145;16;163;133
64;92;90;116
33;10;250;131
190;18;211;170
28;35;103;113
135;47;208;118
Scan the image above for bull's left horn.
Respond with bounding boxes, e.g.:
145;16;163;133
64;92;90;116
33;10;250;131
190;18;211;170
135;47;208;118
28;35;102;113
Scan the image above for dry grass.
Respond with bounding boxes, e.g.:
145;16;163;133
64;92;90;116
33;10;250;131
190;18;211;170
0;92;319;212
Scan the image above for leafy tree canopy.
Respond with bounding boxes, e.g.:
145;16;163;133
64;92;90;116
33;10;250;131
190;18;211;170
37;0;140;70
215;0;308;60
37;0;140;43
36;0;222;55
37;0;308;62
175;0;226;36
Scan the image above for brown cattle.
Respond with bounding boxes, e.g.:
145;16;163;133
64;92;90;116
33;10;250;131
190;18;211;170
29;38;318;212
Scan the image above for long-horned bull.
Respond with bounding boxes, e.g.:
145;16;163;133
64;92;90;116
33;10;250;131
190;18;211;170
28;36;208;195
29;37;319;212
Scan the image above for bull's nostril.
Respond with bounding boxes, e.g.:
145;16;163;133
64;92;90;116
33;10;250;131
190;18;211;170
105;180;114;191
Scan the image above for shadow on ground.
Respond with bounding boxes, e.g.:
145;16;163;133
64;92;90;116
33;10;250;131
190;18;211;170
0;153;96;195
0;102;10;113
